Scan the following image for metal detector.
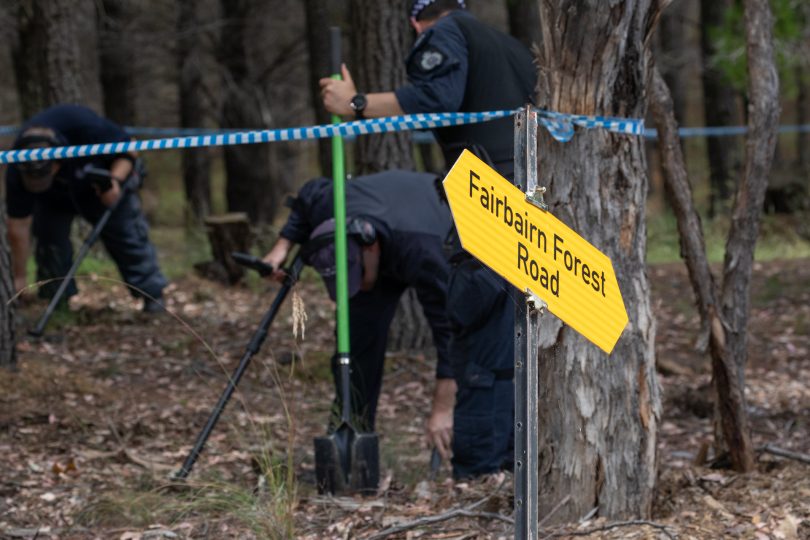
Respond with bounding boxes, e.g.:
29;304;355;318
28;165;141;338
173;252;303;480
313;27;380;495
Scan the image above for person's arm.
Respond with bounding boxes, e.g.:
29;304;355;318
97;153;137;207
427;377;457;460
397;235;458;458
7;216;32;293
320;64;405;118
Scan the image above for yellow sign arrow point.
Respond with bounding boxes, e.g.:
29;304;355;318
443;150;628;354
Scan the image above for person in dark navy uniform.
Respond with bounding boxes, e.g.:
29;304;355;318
320;0;537;478
263;171;456;456
5;104;167;312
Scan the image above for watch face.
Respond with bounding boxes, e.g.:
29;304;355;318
351;94;367;112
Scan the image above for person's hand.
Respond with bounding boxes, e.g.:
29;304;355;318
426;378;457;460
12;276;32;304
96;178;122;207
263;239;292;282
319;64;357;116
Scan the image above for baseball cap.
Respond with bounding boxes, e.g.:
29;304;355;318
410;0;466;20
14;127;62;194
305;219;363;301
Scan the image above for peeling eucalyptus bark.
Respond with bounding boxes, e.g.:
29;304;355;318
534;0;665;521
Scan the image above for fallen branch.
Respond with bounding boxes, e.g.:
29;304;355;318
363;478;509;540
543;520;677;540
363;505;512;540
106;418;174;472
760;444;810;465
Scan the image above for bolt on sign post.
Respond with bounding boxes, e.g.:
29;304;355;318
442;106;629;538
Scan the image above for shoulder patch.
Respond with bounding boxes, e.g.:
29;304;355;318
418;47;445;72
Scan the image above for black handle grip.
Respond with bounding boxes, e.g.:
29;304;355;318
81;165;113;179
330;26;341;75
231;252;274;277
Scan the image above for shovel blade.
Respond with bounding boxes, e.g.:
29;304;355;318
313;431;379;495
350;432;379;494
314;435;346;494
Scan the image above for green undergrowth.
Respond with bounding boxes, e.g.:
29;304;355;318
646;211;810;264
75;464;296;538
75;381;298;537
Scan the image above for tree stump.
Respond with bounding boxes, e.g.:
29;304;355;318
196;213;252;284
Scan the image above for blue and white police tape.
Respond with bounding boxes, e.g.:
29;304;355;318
642;124;810;139
537;109;645;141
0;109;647;164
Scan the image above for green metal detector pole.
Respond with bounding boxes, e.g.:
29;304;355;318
329;27;352;420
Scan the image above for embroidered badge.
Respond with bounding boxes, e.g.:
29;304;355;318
420;50;444;71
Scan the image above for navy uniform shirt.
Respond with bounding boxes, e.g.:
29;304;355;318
394;10;536;173
5;105;131;218
281;170;455;378
394;12;468;116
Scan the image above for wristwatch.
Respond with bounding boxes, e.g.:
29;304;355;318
350;93;368;119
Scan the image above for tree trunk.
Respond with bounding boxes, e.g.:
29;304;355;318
40;0;84;105
98;0;136;125
219;0;279;225
178;0;212;223
350;0;413;174
0;202;16;369
534;0;662;521
349;0;433;357
304;0;335;177
13;0;85;115
717;0;779;469
796;65;808;175
196;213;252;284
700;0;741;218
649;68;755;472
657;0;689;124
505;0;542;50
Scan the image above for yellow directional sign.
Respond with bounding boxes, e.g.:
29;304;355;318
443;150;628;354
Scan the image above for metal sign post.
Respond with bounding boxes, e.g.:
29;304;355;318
513;106;542;540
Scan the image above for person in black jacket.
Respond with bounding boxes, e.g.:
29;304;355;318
263;170;457;460
5;104;167;312
320;0;536;478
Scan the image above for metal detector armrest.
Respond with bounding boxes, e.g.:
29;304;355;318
231;252;275;277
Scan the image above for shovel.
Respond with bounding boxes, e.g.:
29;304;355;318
313;357;380;494
313;26;379;495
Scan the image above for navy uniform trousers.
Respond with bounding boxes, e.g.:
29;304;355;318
448;258;515;479
32;185;166;302
329;277;404;431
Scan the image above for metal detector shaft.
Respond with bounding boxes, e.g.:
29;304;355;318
28;182;135;337
174;255;304;480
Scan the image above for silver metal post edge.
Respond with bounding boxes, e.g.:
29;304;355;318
513;106;539;539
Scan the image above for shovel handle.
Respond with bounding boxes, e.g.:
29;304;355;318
330;27;341;75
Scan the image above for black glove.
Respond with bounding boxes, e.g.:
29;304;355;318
81;165;115;193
